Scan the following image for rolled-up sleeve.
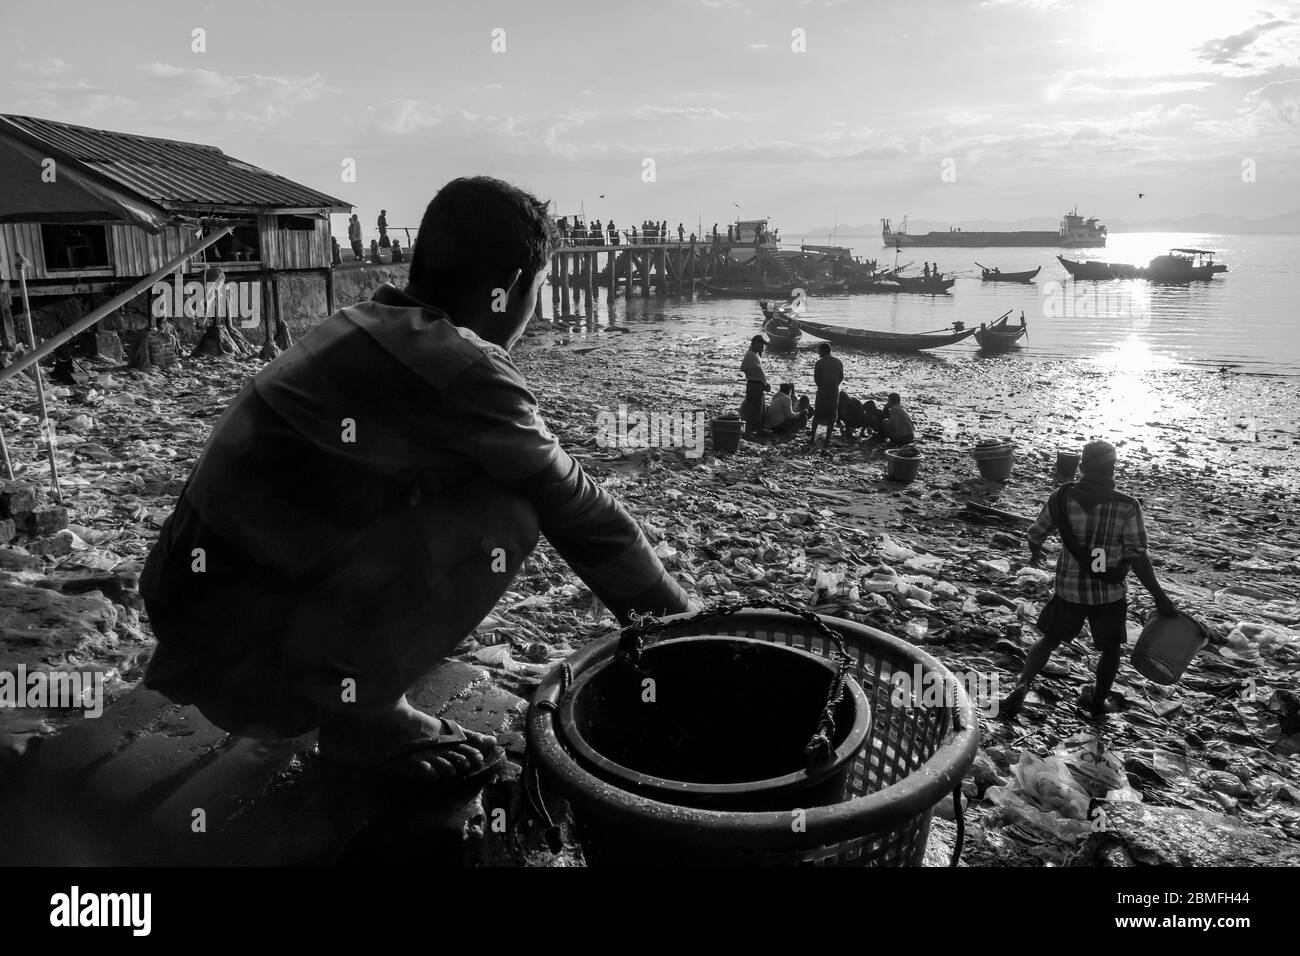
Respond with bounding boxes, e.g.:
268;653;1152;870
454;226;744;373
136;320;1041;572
453;353;690;622
1027;499;1055;552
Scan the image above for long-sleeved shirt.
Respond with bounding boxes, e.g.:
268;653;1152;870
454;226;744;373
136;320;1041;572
741;349;766;383
1027;485;1148;605
169;282;688;622
813;356;843;393
886;403;914;438
763;391;796;427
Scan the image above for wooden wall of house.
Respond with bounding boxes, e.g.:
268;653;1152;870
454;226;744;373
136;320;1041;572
108;224;194;277
258;215;331;270
0;223;49;281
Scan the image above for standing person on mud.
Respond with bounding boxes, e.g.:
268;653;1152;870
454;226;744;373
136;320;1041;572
377;209;390;249
140;177;692;790
348;214;364;260
740;334;769;438
807;343;843;452
1000;440;1179;722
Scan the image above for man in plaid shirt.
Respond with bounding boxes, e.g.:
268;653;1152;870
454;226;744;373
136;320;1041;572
1001;440;1178;721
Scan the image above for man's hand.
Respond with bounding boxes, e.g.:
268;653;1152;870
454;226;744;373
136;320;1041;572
1154;593;1179;618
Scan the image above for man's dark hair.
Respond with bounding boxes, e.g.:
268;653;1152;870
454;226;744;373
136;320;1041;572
779;382;793;394
818;343;831;355
888;392;901;404
1081;439;1117;477
409;176;556;303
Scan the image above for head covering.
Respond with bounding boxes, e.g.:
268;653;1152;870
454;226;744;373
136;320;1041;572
750;335;767;347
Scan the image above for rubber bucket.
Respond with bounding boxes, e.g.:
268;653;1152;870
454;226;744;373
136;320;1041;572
972;447;1014;481
1131;612;1209;685
558;636;870;814
1055;449;1080;482
710;417;743;455
885;448;923;483
528;609;980;867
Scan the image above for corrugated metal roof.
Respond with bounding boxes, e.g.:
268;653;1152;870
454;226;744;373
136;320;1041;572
1;115;351;212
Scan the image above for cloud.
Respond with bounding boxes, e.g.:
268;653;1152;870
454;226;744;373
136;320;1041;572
634;105;730;120
1196;19;1291;65
747;43;768;50
138;63;331;126
363;98;443;134
17;57;74;76
1245;77;1300;124
946;111;994;125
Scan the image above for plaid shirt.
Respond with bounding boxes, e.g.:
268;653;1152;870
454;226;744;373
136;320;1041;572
1027;486;1148;605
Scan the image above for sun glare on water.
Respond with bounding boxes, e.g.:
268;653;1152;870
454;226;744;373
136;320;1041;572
1086;338;1185;444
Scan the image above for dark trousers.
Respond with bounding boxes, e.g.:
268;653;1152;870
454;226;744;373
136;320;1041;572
350;239;364;259
770;410;809;436
743;380;766;434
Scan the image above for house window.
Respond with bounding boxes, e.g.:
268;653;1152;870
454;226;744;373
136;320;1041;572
40;224;111;271
278;215;319;232
208;225;262;263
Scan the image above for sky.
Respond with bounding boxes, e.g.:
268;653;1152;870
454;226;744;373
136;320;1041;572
3;0;1299;241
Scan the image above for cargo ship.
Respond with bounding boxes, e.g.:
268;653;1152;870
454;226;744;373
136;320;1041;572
882;208;1106;248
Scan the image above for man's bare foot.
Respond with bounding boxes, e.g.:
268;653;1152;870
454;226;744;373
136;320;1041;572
318;696;500;783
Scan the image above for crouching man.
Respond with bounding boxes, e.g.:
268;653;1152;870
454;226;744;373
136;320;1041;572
141;177;690;789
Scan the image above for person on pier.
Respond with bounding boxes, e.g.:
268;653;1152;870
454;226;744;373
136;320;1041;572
608;220;618;245
1000;441;1179;723
677;223;685;243
727;224;734;243
140;176;692;791
348;214;364;261
740;334;769;438
807;343;843;452
378;210;390;249
390;240;404;263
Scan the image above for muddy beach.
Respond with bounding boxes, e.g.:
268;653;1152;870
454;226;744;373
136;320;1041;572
1;315;1298;865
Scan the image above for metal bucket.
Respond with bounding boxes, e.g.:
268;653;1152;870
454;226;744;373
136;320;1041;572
1055;449;1080;482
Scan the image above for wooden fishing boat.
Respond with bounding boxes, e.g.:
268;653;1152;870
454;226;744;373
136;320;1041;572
977;264;1040;283
1056;255;1142;280
701;279;762;297
795;319;975;352
892;274;956;294
974;311;1027;351
761;314;803;350
1058;249;1228;283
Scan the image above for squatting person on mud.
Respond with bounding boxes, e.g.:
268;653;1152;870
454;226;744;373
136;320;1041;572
140;176;691;789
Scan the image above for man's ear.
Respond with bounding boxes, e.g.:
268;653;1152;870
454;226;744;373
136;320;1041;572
501;268;524;299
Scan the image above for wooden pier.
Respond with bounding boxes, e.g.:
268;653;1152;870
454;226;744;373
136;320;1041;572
543;240;715;320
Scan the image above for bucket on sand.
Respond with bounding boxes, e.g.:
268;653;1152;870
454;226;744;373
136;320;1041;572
1055;449;1081;482
885;447;923;483
710;417;743;455
971;441;1014;481
1131;611;1209;685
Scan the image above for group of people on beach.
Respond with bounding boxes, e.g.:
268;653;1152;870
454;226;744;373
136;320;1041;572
739;337;915;451
335;211;404;265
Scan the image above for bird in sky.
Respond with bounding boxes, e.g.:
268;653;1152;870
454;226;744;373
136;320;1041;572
1138;193;1146;199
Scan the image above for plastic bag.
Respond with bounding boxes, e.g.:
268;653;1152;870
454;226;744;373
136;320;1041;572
984;785;1092;844
1010;752;1092;820
1057;735;1141;802
879;533;917;562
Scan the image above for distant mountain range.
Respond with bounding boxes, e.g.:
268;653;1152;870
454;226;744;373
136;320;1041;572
800;211;1300;237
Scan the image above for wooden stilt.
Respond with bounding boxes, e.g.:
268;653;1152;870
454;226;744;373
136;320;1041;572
0;426;13;480
560;254;571;316
641;251;651;298
625;248;633;301
15;259;62;502
606;251;616;307
550;255;560;317
0;282;15;350
657;248;668;296
689;241;696;293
